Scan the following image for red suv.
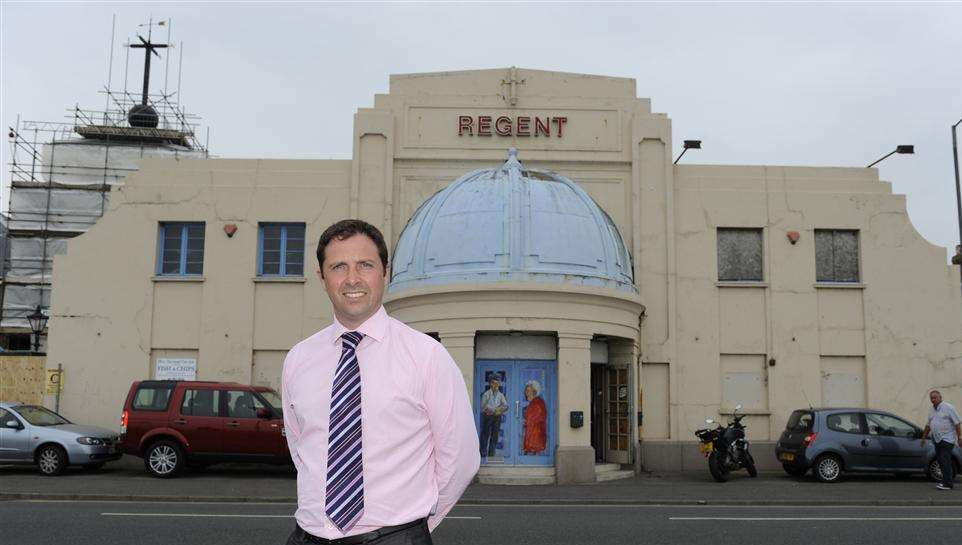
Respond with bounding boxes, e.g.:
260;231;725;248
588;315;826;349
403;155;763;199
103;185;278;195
118;380;290;478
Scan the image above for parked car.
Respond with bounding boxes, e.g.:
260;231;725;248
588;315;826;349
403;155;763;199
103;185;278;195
775;407;962;483
0;401;121;475
117;380;290;478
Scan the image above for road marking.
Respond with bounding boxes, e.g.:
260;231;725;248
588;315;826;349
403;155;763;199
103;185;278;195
670;517;962;521
100;513;481;520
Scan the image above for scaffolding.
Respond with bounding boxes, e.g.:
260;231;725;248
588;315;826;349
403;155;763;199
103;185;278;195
2;18;208;347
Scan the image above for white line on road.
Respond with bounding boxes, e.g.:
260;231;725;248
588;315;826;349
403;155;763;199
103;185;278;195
100;513;481;520
670;517;962;521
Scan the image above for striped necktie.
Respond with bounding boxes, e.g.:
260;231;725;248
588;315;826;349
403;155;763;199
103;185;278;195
326;330;365;532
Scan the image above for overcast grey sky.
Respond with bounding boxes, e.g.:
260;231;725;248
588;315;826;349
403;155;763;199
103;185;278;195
2;1;961;256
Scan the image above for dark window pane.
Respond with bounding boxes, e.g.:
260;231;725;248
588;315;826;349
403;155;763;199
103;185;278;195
285;252;304;276
833;231;859;282
717;228;763;281
815;230;835;282
181;389;218;417
816;229;859;282
185;261;203;275
261;260;280;275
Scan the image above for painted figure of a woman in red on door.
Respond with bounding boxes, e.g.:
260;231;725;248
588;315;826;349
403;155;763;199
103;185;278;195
523;379;547;455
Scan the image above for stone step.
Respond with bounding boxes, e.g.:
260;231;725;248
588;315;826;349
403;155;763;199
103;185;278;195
478;474;556;486
594;463;621;473
595;469;635;482
478;466;556;477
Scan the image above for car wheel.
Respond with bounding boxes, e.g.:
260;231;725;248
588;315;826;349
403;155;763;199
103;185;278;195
814;454;843;483
82;462;106;471
36;444;68;476
782;463;808;477
927;459;946;482
145;440;184;478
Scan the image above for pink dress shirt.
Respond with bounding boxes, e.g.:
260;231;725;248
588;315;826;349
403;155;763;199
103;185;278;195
282;306;480;538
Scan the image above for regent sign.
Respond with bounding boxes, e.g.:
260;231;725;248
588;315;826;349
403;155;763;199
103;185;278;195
458;115;568;138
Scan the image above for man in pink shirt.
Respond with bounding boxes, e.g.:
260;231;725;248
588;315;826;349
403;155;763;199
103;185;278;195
282;219;480;545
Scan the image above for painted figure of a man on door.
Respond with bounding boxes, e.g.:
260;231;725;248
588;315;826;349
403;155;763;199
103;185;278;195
479;373;508;458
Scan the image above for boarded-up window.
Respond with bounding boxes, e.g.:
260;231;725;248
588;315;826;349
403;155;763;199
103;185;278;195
815;230;859;283
717;228;763;281
720;354;768;411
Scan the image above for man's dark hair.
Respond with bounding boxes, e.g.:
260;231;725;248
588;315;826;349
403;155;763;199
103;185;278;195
316;219;389;277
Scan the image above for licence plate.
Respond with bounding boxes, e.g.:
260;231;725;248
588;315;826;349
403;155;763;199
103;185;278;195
779;452;795;462
698;443;713;454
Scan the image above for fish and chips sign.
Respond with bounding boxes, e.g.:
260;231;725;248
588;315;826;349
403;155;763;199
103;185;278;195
155;358;197;381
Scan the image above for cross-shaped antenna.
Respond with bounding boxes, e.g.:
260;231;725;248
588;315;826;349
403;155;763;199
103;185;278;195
129;24;169;106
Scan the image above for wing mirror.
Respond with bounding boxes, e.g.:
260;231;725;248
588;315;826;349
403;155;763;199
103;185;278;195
734;404;743;413
256;407;272;419
705;418;715;425
4;420;23;430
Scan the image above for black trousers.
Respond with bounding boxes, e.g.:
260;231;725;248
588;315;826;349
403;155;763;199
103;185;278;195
286;520;432;545
935;440;956;488
479;414;501;457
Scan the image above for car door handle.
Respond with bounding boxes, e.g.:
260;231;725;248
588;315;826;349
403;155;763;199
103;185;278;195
173;419;187;425
226;422;240;428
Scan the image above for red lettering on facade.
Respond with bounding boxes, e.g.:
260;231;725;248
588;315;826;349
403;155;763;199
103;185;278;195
458;116;473;136
534;117;550;137
516;116;531;137
477;116;492;136
552;117;568;138
495;116;512;136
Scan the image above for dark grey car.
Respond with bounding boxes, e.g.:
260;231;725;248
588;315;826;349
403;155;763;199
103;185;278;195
775;407;962;483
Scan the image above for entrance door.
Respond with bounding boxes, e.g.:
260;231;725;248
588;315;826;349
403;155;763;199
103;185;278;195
605;367;630;464
475;359;556;466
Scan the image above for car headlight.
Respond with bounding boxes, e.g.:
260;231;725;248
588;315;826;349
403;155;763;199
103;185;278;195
76;437;105;446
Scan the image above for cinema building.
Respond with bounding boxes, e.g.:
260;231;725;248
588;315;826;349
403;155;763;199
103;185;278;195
48;68;962;484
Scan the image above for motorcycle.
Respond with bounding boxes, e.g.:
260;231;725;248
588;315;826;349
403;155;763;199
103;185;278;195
694;404;758;482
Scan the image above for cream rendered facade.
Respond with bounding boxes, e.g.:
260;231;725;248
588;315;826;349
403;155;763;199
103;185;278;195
48;68;962;482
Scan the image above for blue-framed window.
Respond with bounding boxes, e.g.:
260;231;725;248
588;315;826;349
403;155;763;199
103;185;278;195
157;222;205;275
258;223;305;276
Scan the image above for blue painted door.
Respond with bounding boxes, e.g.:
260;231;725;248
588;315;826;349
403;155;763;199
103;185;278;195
476;359;556;467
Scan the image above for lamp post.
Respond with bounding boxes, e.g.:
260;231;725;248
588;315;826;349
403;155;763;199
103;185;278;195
866;145;915;168
952;119;962;303
674;140;702;164
26;304;48;354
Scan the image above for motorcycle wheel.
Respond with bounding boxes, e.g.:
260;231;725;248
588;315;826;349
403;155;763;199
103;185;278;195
745;453;758;478
708;451;729;482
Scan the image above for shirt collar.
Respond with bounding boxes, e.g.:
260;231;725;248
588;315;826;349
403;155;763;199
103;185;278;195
330;306;388;345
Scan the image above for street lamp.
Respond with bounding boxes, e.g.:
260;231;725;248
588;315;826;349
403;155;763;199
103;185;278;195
952;118;962;304
26;305;48;354
674;140;702;164
866;145;914;168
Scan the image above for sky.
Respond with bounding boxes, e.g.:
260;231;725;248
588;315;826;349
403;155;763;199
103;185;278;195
2;1;961;258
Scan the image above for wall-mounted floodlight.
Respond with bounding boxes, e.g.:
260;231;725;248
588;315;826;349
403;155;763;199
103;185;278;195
866;145;914;168
674;140;702;164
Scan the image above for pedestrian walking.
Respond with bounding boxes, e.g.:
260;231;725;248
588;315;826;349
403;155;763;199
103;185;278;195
921;389;961;490
282;219;480;544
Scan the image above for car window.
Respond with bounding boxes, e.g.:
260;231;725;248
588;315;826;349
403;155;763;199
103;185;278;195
180;389;220;417
865;413;917;438
257;389;281;411
786;410;814;432
12;405;70;426
224;390;267;419
132;384;174;411
825;412;865;434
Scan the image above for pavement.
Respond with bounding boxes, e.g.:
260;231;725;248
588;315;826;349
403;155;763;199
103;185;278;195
2;454;961;506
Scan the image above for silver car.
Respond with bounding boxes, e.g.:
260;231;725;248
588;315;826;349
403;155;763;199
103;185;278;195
0;401;121;475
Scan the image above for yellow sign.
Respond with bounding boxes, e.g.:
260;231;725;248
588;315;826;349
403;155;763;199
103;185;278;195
46;369;63;394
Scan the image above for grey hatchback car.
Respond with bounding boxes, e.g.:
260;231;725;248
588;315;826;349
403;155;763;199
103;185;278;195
0;401;121;475
775;407;962;483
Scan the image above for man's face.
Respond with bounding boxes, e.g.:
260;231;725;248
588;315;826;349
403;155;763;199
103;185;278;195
489;379;500;392
318;233;388;330
931;391;943;407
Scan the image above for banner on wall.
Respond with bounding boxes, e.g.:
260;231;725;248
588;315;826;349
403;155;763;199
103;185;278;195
155;358;197;381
